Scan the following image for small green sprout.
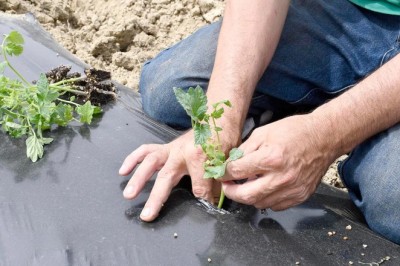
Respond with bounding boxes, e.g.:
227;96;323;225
174;85;243;208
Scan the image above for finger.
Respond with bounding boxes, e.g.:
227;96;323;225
254;186;313;211
222;146;278;181
185;147;214;202
123;150;168;199
222;177;272;206
140;155;184;222
119;144;162;175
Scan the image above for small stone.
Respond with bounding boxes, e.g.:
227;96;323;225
295;262;300;265
361;253;365;256
332;231;336;235
173;233;178;238
362;244;368;249
349;261;353;265
346;225;352;230
328;231;333;236
385;256;391;261
207;258;212;263
343;236;349;240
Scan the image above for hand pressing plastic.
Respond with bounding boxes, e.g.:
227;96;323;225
221;115;339;211
119;130;215;222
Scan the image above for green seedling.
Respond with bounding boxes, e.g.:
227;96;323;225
174;86;243;208
0;31;102;162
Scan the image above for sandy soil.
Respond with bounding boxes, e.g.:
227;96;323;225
0;0;345;189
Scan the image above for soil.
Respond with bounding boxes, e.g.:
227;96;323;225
45;65;117;105
0;0;345;189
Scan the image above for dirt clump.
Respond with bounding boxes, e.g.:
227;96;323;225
1;0;224;90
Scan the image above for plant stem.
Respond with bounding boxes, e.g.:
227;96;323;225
50;84;88;96
2;55;30;85
52;77;84;86
57;97;80;106
217;189;225;209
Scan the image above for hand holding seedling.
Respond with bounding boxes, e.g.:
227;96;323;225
220;115;337;211
119;86;242;221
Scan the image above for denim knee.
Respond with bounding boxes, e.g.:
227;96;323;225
339;124;400;244
139;21;221;129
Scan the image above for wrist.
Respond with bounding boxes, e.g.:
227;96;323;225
303;112;344;161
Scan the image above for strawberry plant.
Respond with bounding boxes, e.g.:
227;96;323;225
0;31;116;162
174;86;243;208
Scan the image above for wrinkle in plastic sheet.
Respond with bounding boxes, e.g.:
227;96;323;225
0;13;399;266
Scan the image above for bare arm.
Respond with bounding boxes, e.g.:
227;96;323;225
222;54;400;211
310;54;400;157
207;0;290;142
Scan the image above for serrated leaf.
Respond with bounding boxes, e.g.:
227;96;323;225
204;163;227;179
51;103;73;126
228;148;243;161
76;101;95;124
26;135;44;162
194;123;211;145
173;86;208;122
3;31;24;56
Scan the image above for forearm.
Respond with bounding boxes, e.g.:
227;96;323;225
207;0;290;136
309;54;400;157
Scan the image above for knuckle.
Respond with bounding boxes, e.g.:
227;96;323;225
230;164;244;179
260;146;284;167
239;191;258;206
192;186;211;198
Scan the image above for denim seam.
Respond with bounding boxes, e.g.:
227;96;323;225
288;83;355;105
380;30;400;66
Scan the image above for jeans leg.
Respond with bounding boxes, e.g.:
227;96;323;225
139;22;221;128
339;124;400;244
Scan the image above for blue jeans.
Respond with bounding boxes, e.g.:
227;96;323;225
139;0;400;244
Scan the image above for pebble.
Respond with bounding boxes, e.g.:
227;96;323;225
343;236;349;240
345;225;352;230
362;244;368;249
328;231;333;236
173;233;178;238
349;261;354;265
295;262;300;265
208;258;212;263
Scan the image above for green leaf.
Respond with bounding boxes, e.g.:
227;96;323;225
173;86;208;122
51;103;73;126
204;163;227;179
211;107;224;119
37;74;59;102
26;135;44;162
42;137;53;144
76;101;95;124
0;61;7;73
212;100;231;109
3;31;24;56
5;121;22;128
228;148;244;161
193;123;211;145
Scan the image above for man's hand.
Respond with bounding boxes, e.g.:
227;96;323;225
221;115;338;211
119;130;217;222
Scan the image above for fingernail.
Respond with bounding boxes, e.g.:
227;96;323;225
123;185;135;197
141;208;151;218
119;165;126;174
